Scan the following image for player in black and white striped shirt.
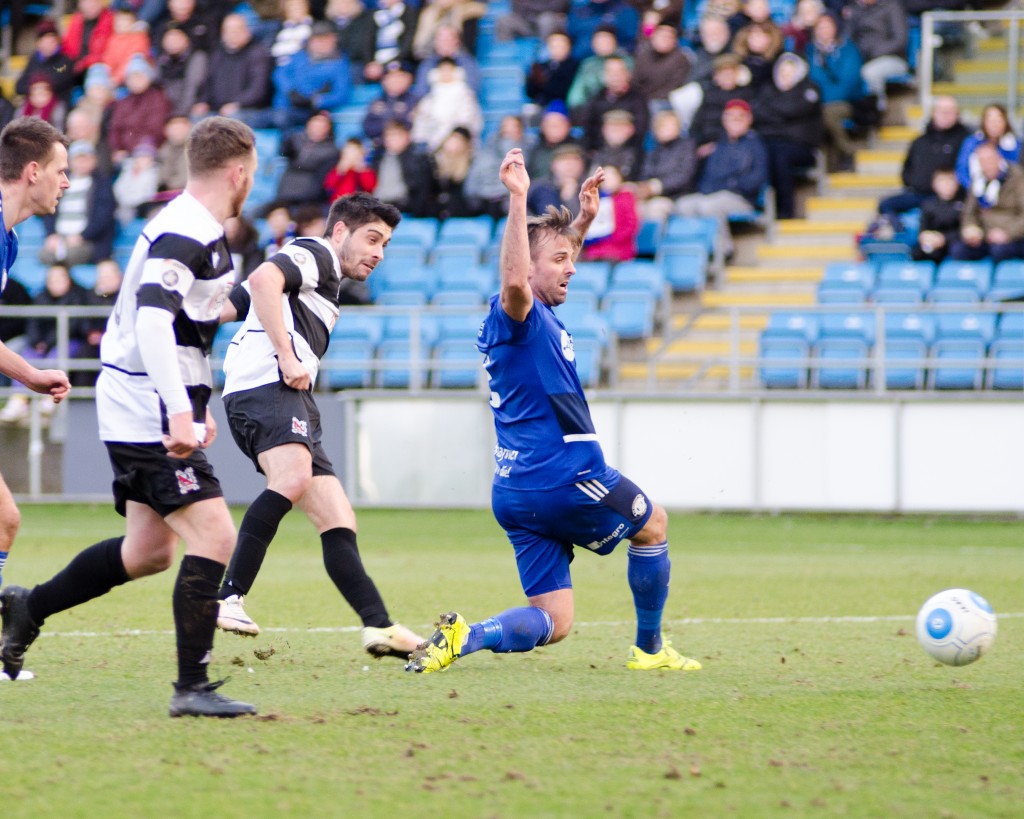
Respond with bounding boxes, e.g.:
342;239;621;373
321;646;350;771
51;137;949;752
0;118;260;717
216;193;423;660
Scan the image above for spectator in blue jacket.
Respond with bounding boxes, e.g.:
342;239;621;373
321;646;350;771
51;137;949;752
674;98;768;257
805;12;863;170
567;0;640;60
954;103;1020;192
273;20;351;129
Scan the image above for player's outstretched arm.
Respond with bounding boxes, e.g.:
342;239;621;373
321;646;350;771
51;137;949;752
0;340;71;401
498;148;533;322
570;166;605;260
249;261;311;391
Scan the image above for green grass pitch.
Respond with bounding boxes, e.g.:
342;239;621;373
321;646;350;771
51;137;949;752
2;505;1022;817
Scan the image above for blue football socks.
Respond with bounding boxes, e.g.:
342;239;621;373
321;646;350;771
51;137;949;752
0;550;7;587
628;543;671;654
463;606;555;655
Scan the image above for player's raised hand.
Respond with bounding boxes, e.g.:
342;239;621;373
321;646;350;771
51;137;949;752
26;368;71;403
163;411;200;459
499;148;530;197
279;355;311;391
578;166;605;222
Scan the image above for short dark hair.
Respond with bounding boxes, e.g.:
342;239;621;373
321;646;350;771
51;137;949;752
0;117;69;182
185;116;255;177
526;205;581;259
325;193;401;237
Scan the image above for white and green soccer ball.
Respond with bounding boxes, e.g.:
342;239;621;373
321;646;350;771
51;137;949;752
916;589;997;667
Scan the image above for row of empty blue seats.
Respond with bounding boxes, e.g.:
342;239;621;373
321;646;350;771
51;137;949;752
819;259;1024;304
761;308;1024;390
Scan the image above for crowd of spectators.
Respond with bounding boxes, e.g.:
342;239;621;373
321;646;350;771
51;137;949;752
4;0;1020;405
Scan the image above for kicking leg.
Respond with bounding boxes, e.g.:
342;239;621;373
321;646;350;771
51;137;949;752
297;474;422;658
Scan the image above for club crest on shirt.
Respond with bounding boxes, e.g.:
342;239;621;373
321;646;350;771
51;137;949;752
292;251;308;266
291;417;308;437
632;493;647;518
162;259;188;287
560;329;575;362
175;467;200;495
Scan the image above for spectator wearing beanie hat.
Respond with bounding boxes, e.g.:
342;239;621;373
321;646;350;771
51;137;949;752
15;19;76;104
107;54;171;164
527;100;580;179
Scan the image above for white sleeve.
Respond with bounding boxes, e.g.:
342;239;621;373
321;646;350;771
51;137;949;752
136;305;191;416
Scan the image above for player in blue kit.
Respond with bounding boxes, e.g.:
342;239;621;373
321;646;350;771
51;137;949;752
0;119;72;680
406;148;702;673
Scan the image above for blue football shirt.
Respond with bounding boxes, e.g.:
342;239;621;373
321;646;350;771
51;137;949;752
0;188;17;296
477;295;606;490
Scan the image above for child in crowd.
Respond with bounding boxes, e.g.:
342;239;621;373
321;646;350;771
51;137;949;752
582;164;639;262
324;138;378;200
913;168;964;263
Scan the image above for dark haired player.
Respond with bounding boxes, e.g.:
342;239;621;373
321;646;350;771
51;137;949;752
407;150;702;673
216;193;423;658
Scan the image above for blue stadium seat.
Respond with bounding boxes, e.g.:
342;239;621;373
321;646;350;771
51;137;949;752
432;289;485;307
376;290;430;307
431;338;482;388
14;216;48;248
323;338;376;389
884;312;936;346
572;337;604;388
871;284;923;305
332;311;384;345
71;263;99;289
252;128;282;162
349;83;382;106
818;312;875;345
931;339;986;389
663;216;718;256
382;311;439;346
392;217;439;249
656;243;707;293
332;107;368;144
934;312;997;346
608;260;667;301
935;259;993;298
763;311;819;344
987;260;1024;302
815;338;870;389
878;260;935;295
435;310;485;342
436;265;495;300
988;339;1024;389
431;241;482;276
759;336;809;388
571;261;612;299
556;292;600;332
116;218;147;246
927;286;980;305
882;338;928;390
437;216;494;248
636;219;663;257
995;311;1024;340
818;280;868;304
376;338;433;388
601;291;655;340
823;261;876;291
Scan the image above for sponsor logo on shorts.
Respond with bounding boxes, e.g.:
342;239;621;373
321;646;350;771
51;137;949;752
175;467;200;495
632;493;648;518
291;417;308;437
586;522;627;551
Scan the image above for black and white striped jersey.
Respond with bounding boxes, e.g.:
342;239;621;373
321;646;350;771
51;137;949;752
97;191;235;442
223;236;342;396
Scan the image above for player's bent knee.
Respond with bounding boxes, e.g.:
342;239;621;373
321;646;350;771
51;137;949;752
631;503;668;547
0;503;21;546
548;617;574;644
269;472;313;504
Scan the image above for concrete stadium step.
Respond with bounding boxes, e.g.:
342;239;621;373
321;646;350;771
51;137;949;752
726;265;824;283
826;172;901;196
775;220;863;247
804;196;878;222
701;290;816;308
755;244;857;267
931;81;1024;102
645;338;758;357
854;148;905;175
617;362;755;382
952;58;1024;76
668;312;769;332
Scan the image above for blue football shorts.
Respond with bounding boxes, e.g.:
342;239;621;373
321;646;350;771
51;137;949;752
491;467;655;597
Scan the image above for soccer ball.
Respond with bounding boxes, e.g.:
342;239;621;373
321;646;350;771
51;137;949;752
915;589;997;667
